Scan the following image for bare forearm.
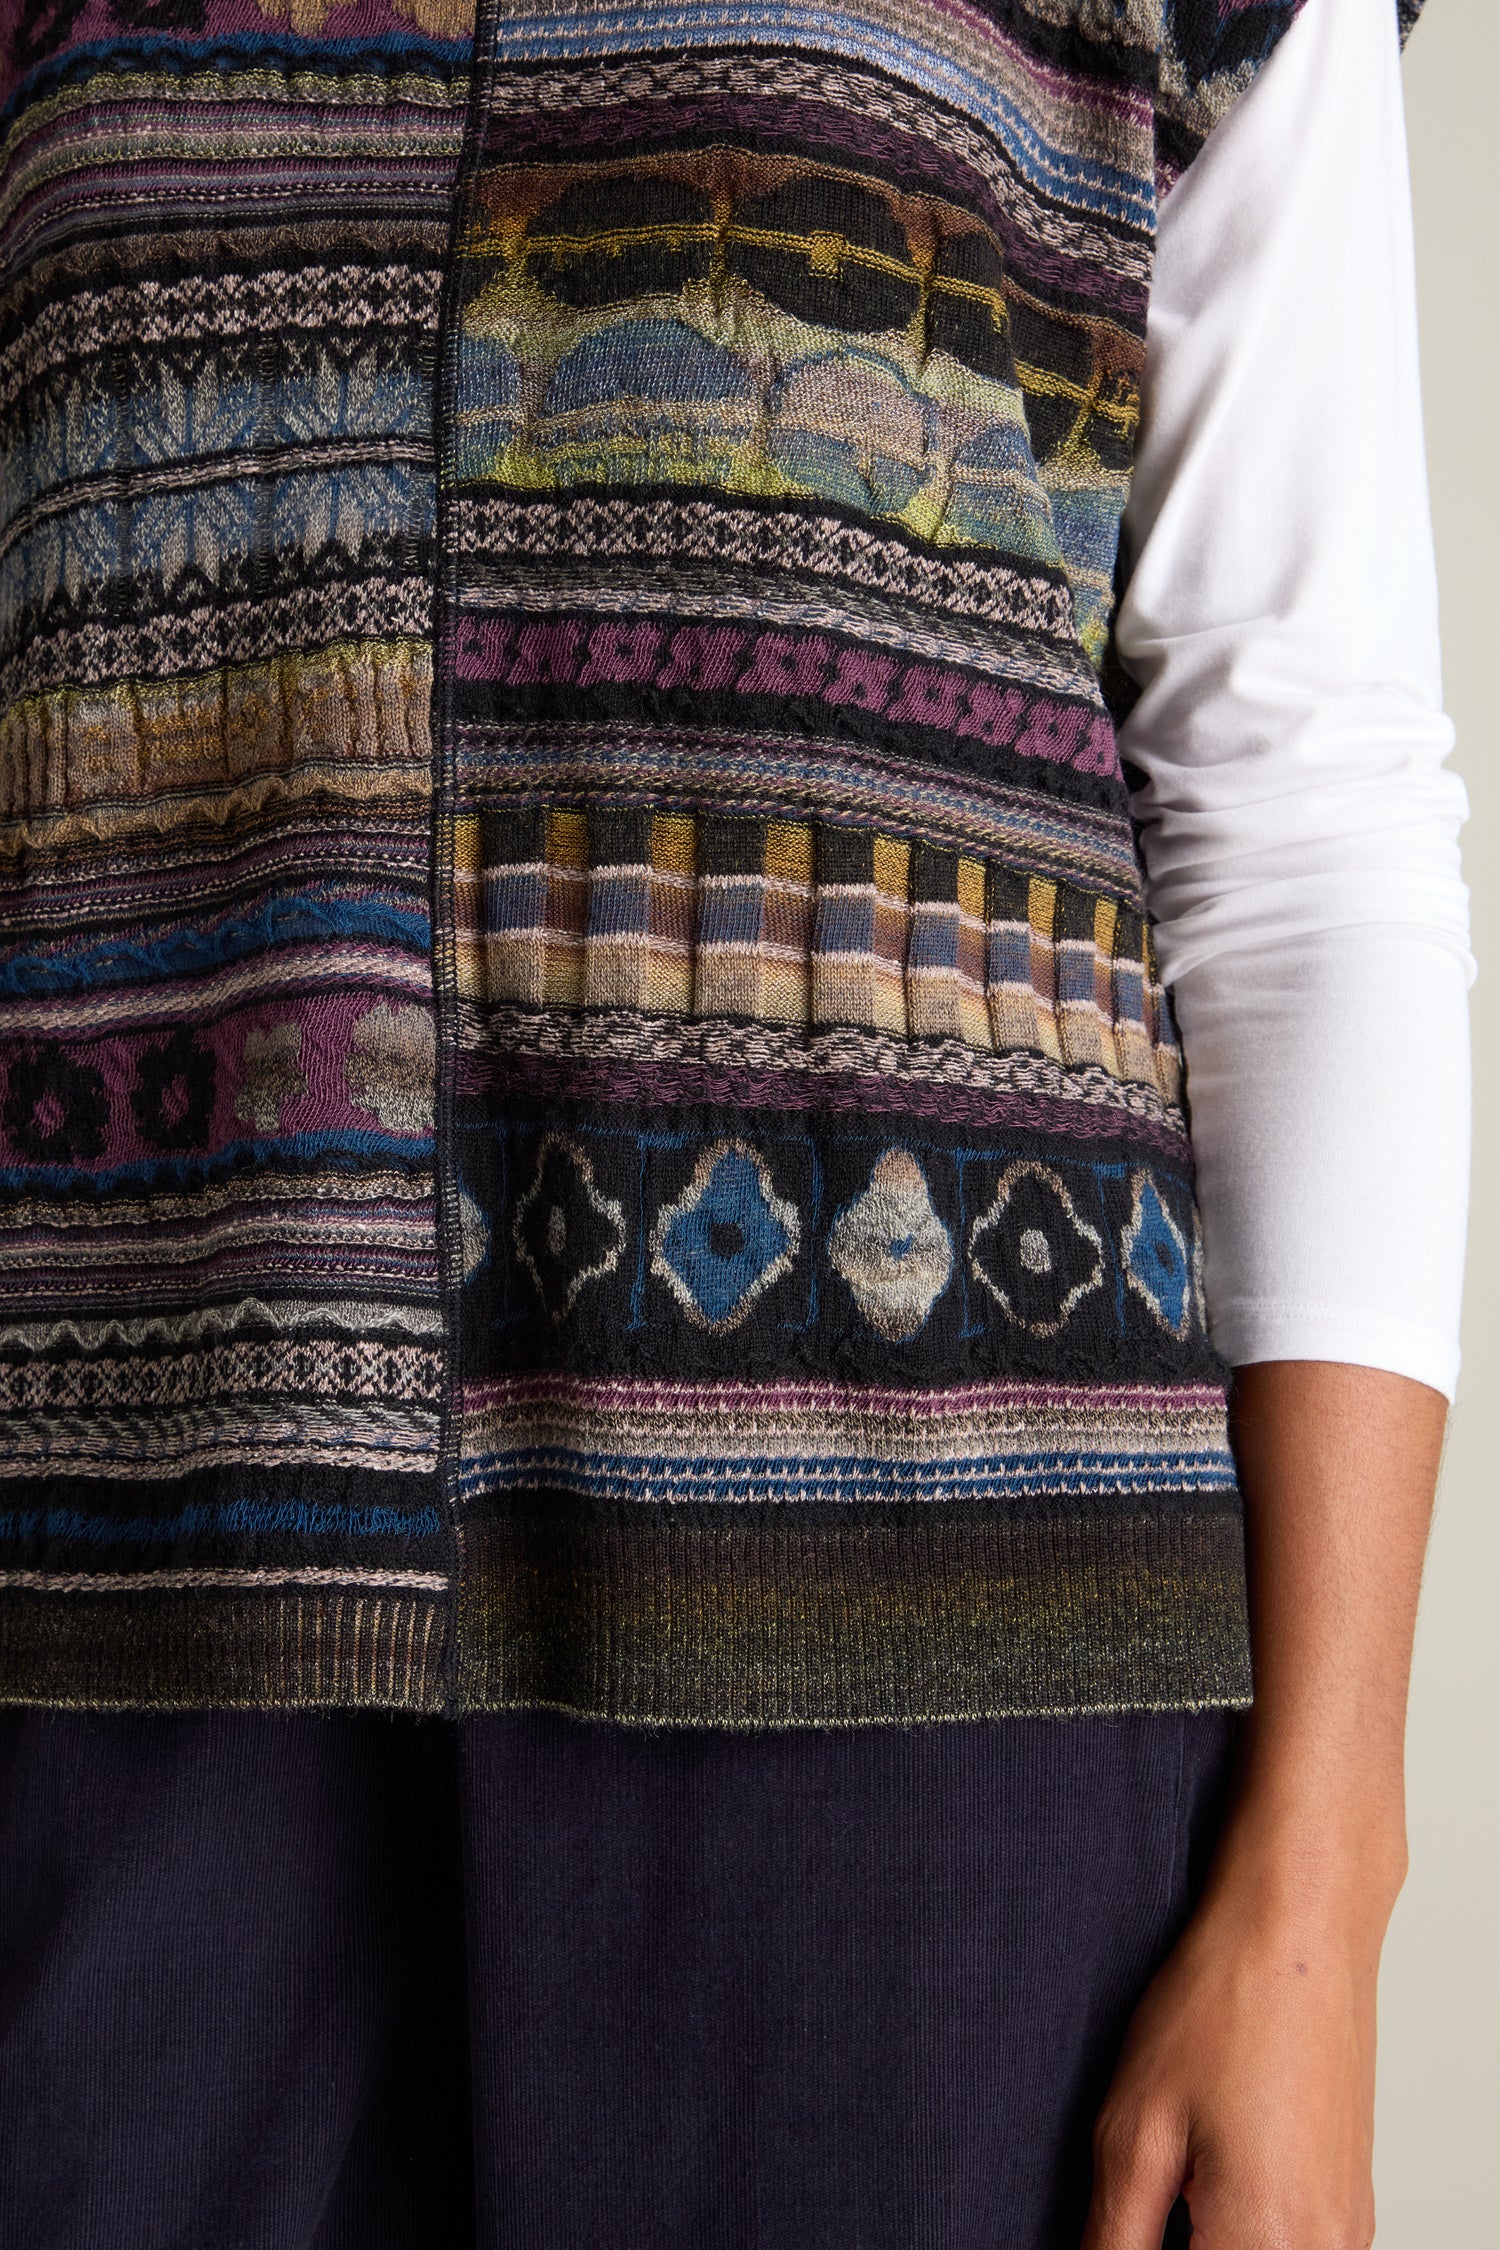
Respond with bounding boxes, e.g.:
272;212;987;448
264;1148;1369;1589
1220;1359;1446;1897
1083;1362;1447;2249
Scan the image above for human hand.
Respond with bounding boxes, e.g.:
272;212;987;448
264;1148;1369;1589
1079;1358;1445;2247
1080;1820;1401;2250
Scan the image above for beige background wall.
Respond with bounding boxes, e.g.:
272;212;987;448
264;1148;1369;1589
1376;5;1498;2239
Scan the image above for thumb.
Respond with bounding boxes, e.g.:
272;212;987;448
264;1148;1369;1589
1079;2099;1187;2250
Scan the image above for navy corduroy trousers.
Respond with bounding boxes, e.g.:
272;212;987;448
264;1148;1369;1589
0;1706;1232;2249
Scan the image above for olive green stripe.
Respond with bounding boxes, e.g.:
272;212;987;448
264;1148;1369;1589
0;1589;449;1713
455;1509;1252;1727
0;1511;1250;1722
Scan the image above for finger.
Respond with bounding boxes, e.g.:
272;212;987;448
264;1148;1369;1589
1079;2102;1186;2250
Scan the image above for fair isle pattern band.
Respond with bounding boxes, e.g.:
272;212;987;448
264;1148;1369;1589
458;1377;1236;1506
454;801;1183;1102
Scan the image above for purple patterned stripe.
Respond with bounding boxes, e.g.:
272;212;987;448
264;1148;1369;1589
452;616;1117;780
0;992;435;1176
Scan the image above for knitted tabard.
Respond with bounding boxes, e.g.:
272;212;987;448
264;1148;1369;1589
0;0;1402;1722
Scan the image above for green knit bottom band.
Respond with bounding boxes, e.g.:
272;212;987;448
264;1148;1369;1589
0;1507;1252;1723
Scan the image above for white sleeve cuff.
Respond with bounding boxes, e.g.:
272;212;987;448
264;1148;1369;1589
1172;929;1470;1403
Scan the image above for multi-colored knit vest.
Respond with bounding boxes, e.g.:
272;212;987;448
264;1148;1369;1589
1;0;1387;1721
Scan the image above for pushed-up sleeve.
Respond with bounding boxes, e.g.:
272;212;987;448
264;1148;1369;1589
1115;0;1471;1398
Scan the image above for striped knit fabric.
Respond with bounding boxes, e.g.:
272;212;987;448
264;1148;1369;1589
0;0;1410;1722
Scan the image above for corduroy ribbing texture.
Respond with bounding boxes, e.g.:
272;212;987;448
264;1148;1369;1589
0;1704;1233;2246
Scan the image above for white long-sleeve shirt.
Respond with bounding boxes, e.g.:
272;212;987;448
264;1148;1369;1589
1123;0;1471;1399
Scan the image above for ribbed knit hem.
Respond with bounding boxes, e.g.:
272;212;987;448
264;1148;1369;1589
0;1588;450;1713
453;1507;1252;1726
0;1508;1252;1722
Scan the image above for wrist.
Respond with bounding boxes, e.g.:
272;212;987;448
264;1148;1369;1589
1227;1700;1409;1880
1208;1781;1409;1934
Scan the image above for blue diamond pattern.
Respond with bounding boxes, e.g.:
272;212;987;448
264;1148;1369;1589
1122;1174;1192;1337
653;1143;799;1332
